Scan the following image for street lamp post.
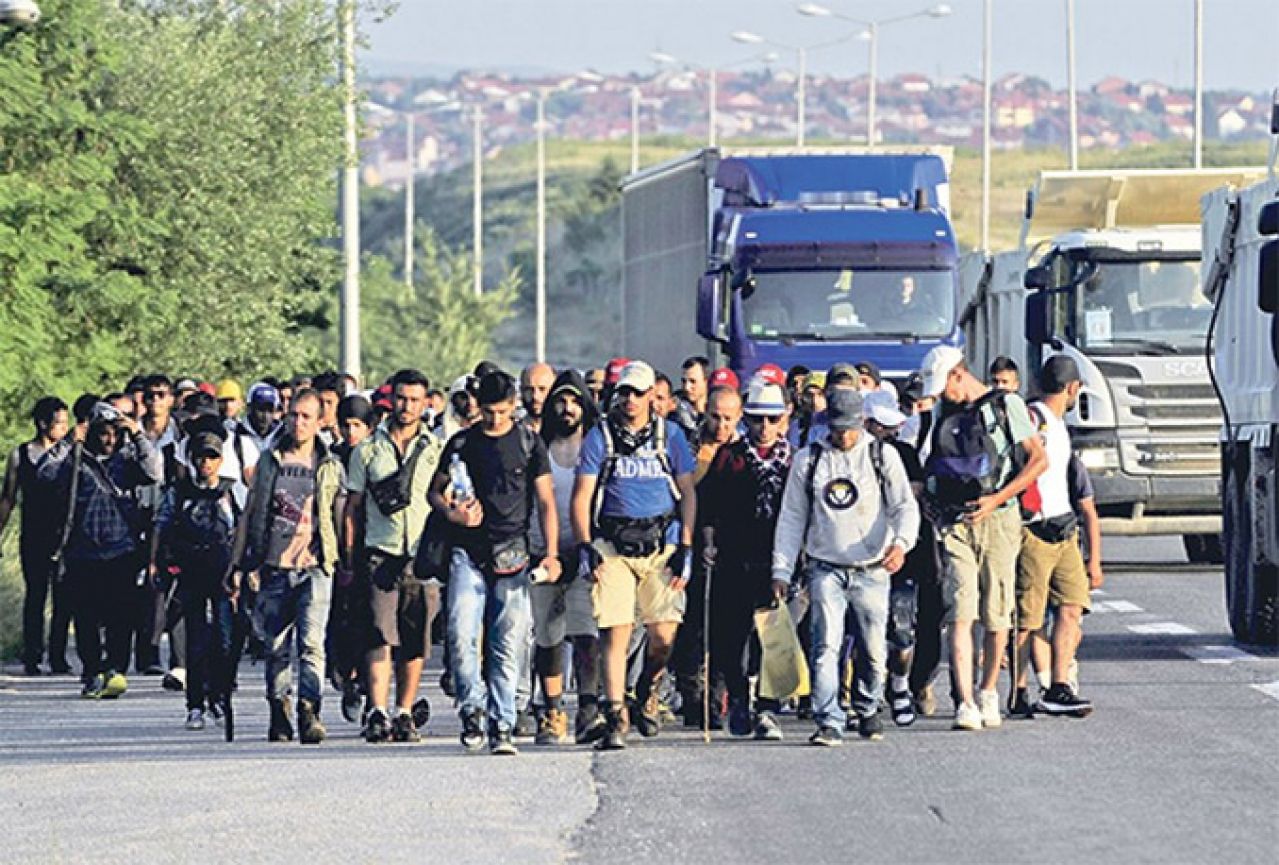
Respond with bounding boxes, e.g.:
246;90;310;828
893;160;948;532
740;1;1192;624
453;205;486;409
339;0;360;381
630;85;641;174
535;89;547;363
796;2;952;147
1066;0;1079;170
981;0;993;251
651;50;775;148
403;111;414;295
1193;0;1204;169
472;105;484;297
732;30;818;147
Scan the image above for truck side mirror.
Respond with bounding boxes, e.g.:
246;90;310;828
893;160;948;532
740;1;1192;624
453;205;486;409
1023;266;1052;291
1259;200;1279;238
697;272;725;342
1260;240;1279;315
1025;291;1050;345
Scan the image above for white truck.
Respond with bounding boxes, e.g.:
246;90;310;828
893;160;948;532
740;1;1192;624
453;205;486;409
961;168;1265;561
1202;102;1279;645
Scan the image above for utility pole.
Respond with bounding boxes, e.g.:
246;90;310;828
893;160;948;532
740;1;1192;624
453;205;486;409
630;85;641;173
981;0;993;251
339;0;360;380
403;112;415;296
1193;0;1204;168
472;106;484;297
796;46;807;147
708;68;718;147
1066;0;1079;170
535;90;547;363
866;22;879;145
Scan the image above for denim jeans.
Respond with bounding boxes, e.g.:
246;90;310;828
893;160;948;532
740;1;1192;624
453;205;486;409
256;566;332;706
179;569;235;711
447;549;532;734
809;561;891;727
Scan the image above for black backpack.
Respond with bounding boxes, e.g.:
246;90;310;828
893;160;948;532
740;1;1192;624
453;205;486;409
925;390;1017;508
167;477;239;573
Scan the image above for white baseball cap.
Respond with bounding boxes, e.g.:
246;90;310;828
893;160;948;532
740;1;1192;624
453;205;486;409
919;345;965;398
616;360;656;393
863;390;906;428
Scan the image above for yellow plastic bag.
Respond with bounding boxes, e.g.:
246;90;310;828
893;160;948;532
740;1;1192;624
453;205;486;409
754;605;810;701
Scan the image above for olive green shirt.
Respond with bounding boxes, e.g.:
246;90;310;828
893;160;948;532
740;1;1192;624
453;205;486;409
346;424;443;557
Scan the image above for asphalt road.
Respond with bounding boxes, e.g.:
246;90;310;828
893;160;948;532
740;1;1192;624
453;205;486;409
2;536;1277;865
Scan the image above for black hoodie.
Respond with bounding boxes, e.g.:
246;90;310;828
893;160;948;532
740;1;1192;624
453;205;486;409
541;368;600;443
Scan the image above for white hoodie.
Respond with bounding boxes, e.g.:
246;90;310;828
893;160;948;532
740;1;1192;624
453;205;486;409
771;433;920;584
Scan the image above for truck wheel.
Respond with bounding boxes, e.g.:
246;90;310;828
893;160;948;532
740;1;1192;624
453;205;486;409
1183;534;1207;563
1184;533;1225;565
1251;564;1279;646
1223;449;1252;640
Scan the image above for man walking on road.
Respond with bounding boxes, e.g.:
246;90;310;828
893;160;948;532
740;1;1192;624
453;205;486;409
0;397;72;676
39;403;162;698
918;346;1046;731
344;369;443;744
520;362;556;434
771;389;919;745
431;371;561;756
1013;356;1099;718
572;361;697;751
232;389;345;744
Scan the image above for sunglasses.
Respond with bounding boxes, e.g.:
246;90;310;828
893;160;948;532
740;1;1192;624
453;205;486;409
143;390;170;401
615;387;648;400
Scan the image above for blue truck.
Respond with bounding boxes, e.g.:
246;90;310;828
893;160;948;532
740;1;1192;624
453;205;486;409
619;147;962;384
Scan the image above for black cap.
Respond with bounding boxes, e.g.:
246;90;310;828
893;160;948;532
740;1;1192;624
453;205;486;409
190;431;223;459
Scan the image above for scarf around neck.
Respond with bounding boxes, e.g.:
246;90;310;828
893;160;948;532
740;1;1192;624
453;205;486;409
744;436;791;522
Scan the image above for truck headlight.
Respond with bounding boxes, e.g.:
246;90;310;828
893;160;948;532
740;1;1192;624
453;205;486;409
1078;447;1119;470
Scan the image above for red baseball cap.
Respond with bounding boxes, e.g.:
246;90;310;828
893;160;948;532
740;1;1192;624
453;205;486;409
754;363;786;387
605;357;631;384
709;367;740;391
196;381;216;397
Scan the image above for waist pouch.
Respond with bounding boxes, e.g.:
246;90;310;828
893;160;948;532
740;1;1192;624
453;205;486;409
368;472;411;516
487;535;530;578
366;550;411;591
598;514;672;558
1027;513;1078;544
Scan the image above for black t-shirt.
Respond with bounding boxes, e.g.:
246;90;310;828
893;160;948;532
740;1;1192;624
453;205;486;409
13;441;62;547
886;438;924;485
444;424;551;554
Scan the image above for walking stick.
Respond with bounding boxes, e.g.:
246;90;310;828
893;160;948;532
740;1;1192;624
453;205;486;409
702;556;713;744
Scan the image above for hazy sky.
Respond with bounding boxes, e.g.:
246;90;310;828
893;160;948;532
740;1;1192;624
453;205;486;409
365;0;1277;90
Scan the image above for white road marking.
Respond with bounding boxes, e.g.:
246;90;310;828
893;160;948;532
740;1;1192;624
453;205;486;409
1105;600;1143;613
1183;645;1260;665
1128;622;1198;636
1252;681;1279;703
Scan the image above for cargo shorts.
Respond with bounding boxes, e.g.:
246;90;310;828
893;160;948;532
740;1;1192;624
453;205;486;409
590;541;685;630
938;506;1022;631
531;572;598;648
1016;528;1091;631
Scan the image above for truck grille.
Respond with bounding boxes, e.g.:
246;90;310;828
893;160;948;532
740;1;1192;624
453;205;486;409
1130;439;1220;475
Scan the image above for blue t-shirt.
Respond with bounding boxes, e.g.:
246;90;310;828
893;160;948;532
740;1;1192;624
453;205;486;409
578;420;695;527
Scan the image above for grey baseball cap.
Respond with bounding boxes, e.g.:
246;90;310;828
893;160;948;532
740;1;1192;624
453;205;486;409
826;387;864;431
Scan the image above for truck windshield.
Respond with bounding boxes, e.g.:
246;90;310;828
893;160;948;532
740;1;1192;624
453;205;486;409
1075;258;1207;354
740;269;955;341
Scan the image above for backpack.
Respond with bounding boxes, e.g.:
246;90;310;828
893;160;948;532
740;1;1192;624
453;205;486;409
167;477;239;573
591;418;681;531
924;389;1018;509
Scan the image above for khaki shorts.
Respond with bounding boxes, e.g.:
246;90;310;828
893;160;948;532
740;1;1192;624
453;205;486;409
1016;528;1091;631
939;506;1022;631
531;576;598;648
591;541;685;629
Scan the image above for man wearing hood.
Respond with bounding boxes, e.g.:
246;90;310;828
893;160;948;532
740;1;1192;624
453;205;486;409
529;369;604;745
39;402;162;698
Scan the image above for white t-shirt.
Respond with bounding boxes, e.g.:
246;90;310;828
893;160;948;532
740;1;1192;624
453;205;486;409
1030;400;1072;521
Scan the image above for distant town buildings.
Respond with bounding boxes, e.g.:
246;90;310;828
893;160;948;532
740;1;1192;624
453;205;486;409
361;68;1272;187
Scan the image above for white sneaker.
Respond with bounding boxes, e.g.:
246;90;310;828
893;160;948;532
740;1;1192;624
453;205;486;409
952;701;983;731
163;667;187;692
978;689;1003;728
185;708;205;731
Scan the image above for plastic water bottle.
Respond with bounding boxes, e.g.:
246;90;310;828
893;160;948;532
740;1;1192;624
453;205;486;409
448;453;474;502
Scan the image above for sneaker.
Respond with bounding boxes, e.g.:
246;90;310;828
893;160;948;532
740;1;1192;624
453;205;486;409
459;709;485;752
889;687;916;727
391;712;421;744
953;701;983;731
753;711;783;741
536;708;570;745
594;706;629;752
489;729;518;756
575;703;607;745
727;699;752;737
206;700;224;724
513;709;537;739
439;669;455;698
297;699;326;744
185;708;205;731
363;708;392;744
162;668;186;692
100;671;128;699
977;689;1003;728
858;712;885;741
50;661;73;675
143;663;166;676
268;698;295;742
1009;687;1036;719
631;690;661;739
1039;683;1094;718
411;697;431;731
23;661;42;676
808;725;843;747
341;681;362;724
81;674;105;699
